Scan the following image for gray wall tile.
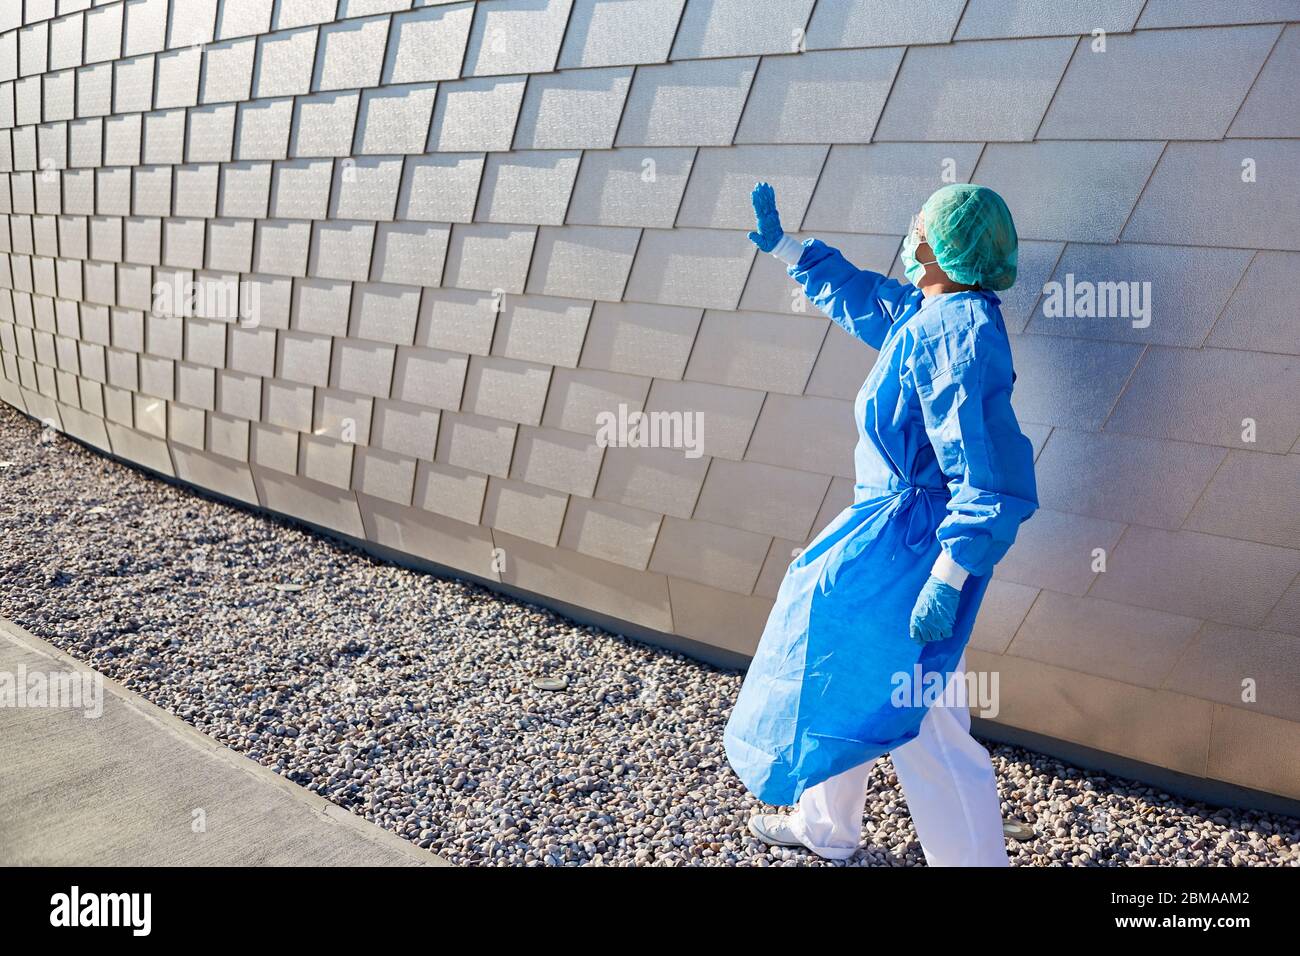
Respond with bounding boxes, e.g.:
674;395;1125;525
1123;140;1300;252
671;0;815;59
1008;333;1143;430
348;281;422;345
1229;24;1300;136
694;457;828;540
372;221;450;286
255;26;318;98
391;345;467;410
513;67;632;150
1035;428;1225;530
427;76;526;152
525;224;640;301
615;57;757;147
744;393;855;479
415;288;499;355
579;301;702;379
413;459;486;525
383;3;474;84
1008;590;1200;689
1026;242;1253;347
239;97;297;158
442;223;536;294
462;353;552;426
685;310;825;394
566;147;695;229
202;39;257;104
1106;346;1300;452
482;475;568;546
1092;526;1300;628
314;16;388;92
1040;26;1279;140
462;0;573;77
398;153;485;223
352;446;417;505
511;424;604;496
875;37;1075;142
975;141;1165;243
354;83;438;154
649;515;769;595
676;144;826;230
492;294;591;367
623;227;755;310
803;143;984;234
1138;0;1300;28
559;495;662;570
290;90;360;158
806;0;964;49
994;507;1126;596
558;0;685;69
477;151;582;225
542;364;650;436
1207;252;1300;354
957;0;1145;39
736;48;901;145
1185;451;1300;548
435;410;516;478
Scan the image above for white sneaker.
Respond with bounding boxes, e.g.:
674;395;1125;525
748;813;809;850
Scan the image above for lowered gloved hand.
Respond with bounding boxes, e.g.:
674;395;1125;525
909;575;961;645
747;181;784;253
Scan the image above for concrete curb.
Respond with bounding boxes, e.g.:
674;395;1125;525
0;616;447;866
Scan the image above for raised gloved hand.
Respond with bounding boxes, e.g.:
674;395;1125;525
909;575;961;645
747;181;784;253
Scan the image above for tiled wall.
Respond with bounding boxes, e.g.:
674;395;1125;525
2;0;1298;800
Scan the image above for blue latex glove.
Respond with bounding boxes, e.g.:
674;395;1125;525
747;181;784;253
909;575;961;645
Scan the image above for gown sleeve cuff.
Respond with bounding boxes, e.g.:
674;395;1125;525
931;549;971;590
770;233;805;265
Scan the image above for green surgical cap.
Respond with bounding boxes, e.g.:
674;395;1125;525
920;184;1018;291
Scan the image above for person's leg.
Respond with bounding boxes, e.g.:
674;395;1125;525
890;656;1008;866
782;758;877;860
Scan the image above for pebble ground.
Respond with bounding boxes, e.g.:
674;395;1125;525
1;405;1296;866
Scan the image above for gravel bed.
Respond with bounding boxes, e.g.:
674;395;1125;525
1;404;1297;866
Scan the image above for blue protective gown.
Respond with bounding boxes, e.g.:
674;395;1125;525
723;239;1038;807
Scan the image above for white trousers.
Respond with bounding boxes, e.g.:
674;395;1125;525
787;656;1009;866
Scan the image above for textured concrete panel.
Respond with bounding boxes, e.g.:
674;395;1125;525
1026;242;1253;347
957;0;1145;39
614;56;757;147
1039;26;1279;140
1123;140;1300;251
875;37;1074;142
1106;347;1300;452
805;0;964;49
735;48;902;145
976;141;1165;243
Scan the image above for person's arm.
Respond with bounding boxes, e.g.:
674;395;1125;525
784;239;922;351
914;334;1038;583
748;182;920;351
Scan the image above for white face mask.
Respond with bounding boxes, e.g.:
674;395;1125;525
901;229;938;286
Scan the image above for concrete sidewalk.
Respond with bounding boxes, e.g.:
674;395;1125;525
0;618;443;866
